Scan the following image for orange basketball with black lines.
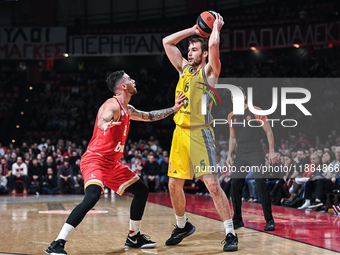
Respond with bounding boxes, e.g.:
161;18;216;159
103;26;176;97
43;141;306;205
196;11;217;37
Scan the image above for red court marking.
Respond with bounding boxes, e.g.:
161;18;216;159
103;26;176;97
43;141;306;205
146;192;340;252
39;210;108;214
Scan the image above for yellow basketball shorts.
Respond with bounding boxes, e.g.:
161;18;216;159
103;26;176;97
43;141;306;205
168;125;217;180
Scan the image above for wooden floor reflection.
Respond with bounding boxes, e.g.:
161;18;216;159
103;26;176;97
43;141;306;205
0;194;338;254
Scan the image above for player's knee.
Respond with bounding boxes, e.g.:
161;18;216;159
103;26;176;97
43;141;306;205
137;180;149;200
168;178;184;192
83;185;101;206
126;180;149;200
204;178;220;195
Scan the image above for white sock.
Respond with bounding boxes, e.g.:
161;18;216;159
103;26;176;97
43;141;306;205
305;199;310;205
56;223;74;241
223;219;235;235
129;220;141;237
175;213;187;228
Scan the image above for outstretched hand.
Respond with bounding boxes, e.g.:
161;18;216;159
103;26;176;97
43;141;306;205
173;92;186;112
102;120;122;135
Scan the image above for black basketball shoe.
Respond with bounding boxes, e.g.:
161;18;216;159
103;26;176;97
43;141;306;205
125;232;157;248
222;233;238;252
45;239;67;255
165;221;196;245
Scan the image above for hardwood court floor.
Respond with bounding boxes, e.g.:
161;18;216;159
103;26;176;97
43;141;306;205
0;193;339;255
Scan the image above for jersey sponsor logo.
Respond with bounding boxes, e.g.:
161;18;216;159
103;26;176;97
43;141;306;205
89;173;96;179
173;170;177;174
114;141;124;152
183;97;189;109
180;110;191;114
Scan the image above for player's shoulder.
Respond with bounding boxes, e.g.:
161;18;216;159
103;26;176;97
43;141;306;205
103;97;120;110
106;97;119;105
180;64;191;74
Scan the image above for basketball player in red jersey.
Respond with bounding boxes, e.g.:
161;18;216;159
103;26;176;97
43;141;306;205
46;70;185;255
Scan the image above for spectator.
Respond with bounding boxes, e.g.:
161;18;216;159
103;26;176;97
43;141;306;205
46;139;55;152
298;150;333;209
30;143;40;157
0;173;8;194
38;137;48;152
300;148;340;210
37;153;44;167
142;154;160;192
325;148;340;179
131;156;143;177
296;153;322;209
21;142;29;153
158;150;168;165
160;156;169;192
42;167;60;194
72;159;84;192
289;149;310;195
70;150;80;166
28;158;43;194
8;151;17;170
11;156;28;194
308;172;340;210
58;158;74;194
0;143;6;156
0;157;12;191
23;152;30;166
44;156;57;176
270;155;295;205
15;147;23;158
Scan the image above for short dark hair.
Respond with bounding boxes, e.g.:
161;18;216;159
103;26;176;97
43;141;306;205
188;36;208;52
106;70;125;93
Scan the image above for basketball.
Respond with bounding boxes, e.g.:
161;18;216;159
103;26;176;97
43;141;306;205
196;11;217;37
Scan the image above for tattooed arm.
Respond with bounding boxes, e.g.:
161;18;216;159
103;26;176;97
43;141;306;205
128;92;185;122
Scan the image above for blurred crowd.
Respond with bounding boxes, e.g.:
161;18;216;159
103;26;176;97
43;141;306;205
0;130;339;214
1;47;340;214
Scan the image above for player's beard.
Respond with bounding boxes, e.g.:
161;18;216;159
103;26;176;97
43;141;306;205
128;86;137;95
190;55;203;68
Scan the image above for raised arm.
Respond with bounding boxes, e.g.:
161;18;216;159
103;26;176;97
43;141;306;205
205;13;224;78
162;26;198;73
128;92;185;122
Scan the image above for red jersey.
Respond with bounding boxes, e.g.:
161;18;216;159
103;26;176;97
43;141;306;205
87;97;130;162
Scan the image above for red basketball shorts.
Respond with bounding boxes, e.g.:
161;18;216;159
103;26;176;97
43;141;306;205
81;151;139;195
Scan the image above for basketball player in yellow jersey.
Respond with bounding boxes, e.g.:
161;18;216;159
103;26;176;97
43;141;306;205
163;13;238;251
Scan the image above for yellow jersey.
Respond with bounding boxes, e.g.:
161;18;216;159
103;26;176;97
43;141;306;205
174;65;215;128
